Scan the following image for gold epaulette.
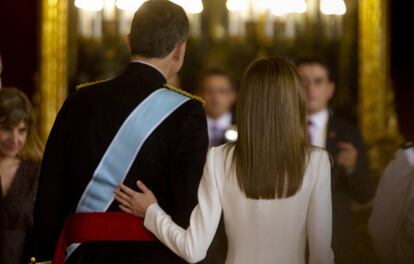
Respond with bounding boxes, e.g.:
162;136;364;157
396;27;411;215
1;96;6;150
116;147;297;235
165;84;205;105
76;78;112;90
30;257;52;264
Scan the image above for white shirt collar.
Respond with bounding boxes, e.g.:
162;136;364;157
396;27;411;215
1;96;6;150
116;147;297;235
130;60;166;79
207;112;232;130
308;108;329;128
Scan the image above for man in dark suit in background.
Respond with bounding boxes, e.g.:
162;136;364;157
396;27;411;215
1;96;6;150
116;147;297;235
31;1;209;263
296;56;374;264
197;69;237;147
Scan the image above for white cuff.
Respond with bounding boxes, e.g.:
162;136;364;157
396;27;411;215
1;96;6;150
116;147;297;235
144;203;161;231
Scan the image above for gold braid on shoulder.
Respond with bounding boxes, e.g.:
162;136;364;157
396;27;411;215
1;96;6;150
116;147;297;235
165;84;205;105
76;78;113;90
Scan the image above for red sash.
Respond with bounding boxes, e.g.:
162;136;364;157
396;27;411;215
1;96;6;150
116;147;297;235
53;212;156;264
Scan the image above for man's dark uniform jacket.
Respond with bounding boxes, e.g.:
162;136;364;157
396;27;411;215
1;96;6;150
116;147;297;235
326;114;374;263
31;63;209;263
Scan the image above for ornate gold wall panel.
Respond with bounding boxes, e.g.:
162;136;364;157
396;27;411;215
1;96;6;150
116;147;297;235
39;0;68;141
359;0;400;176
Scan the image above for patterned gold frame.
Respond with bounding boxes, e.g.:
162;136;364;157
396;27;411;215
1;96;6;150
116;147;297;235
39;0;68;141
359;0;400;176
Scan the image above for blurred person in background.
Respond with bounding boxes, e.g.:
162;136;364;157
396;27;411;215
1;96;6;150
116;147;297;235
0;87;43;264
369;140;414;264
197;69;237;147
296;56;374;263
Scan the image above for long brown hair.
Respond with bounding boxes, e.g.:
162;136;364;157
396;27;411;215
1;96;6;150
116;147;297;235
232;57;310;199
0;88;44;162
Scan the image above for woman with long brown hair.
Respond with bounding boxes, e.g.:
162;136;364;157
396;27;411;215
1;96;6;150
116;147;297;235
114;57;334;263
0;88;43;264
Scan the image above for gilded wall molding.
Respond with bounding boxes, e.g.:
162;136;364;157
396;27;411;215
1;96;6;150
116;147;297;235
39;0;68;141
359;0;400;176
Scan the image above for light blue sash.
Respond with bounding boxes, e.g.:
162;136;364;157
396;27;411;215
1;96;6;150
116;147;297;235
65;88;190;261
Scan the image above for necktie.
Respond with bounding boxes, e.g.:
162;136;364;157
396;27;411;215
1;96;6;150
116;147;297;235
210;124;221;146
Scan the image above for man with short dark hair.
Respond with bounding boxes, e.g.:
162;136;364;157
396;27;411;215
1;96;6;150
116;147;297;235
197;69;237;147
31;1;208;263
296;56;374;264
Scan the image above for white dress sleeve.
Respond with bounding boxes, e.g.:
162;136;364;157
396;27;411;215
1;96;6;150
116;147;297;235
144;148;223;263
307;150;335;264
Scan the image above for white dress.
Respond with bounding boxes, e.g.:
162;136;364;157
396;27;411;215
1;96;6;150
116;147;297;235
144;145;335;264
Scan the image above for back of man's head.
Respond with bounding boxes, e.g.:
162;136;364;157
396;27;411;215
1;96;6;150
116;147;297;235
129;0;189;58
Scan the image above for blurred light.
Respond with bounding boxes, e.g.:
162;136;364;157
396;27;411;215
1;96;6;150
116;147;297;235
271;0;307;16
226;0;249;12
291;0;307;13
75;0;104;11
116;0;145;11
170;0;203;14
169;0;183;6
320;0;346;15
256;0;273;11
103;0;116;19
271;1;289;16
185;0;203;14
224;126;238;142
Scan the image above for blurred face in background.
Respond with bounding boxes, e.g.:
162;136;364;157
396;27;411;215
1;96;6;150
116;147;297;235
200;74;236;119
0;121;28;158
297;63;334;115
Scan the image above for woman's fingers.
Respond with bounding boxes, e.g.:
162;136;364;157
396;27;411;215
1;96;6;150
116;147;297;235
136;181;157;204
119;204;133;215
119;183;137;197
119;197;145;218
114;190;132;207
136;180;150;193
114;188;131;200
113;181;156;218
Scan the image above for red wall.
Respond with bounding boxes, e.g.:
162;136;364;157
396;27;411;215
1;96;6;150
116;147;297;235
0;0;40;99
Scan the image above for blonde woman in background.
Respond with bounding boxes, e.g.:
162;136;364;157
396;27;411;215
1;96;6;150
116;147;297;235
0;88;43;264
115;57;334;264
